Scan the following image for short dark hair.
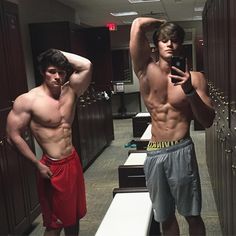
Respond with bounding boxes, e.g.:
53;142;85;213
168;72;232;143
152;22;185;47
37;48;72;74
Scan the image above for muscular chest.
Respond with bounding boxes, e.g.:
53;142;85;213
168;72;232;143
32;95;75;127
141;73;188;109
167;85;188;108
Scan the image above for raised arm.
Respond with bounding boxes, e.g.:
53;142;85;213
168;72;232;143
6;94;52;178
61;51;93;96
129;17;165;78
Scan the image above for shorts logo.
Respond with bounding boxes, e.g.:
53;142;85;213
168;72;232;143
147;140;179;151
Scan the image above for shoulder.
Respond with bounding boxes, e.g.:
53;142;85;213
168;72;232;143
13;89;38;113
190;71;209;94
190;71;204;79
190;71;206;86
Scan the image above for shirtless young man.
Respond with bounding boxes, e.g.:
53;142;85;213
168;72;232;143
6;49;92;236
130;18;215;235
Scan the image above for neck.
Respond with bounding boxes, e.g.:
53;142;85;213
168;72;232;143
157;57;171;73
42;84;61;99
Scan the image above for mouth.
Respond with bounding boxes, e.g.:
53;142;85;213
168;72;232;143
53;82;62;86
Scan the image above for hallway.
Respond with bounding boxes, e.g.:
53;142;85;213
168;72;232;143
29;118;222;236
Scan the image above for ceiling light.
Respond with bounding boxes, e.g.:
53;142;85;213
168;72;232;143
110;11;138;17
128;0;160;3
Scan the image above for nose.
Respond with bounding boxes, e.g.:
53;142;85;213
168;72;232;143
54;74;61;81
166;39;172;46
54;72;61;79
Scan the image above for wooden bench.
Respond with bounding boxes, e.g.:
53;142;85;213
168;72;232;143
118;152;147;188
95;189;160;236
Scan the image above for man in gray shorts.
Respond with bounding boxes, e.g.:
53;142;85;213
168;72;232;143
130;18;215;235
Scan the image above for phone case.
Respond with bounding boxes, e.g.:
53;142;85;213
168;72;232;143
171;56;186;83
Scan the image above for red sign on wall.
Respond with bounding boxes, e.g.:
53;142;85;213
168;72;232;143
106;23;117;31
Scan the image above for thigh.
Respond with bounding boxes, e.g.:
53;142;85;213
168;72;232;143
144;154;175;222
167;145;202;216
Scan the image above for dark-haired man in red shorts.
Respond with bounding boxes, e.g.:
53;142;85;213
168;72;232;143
7;49;92;236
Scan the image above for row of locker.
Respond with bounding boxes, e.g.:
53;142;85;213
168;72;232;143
203;0;236;235
0;1;40;234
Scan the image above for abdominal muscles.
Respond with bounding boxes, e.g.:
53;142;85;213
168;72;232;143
148;102;191;141
31;121;73;159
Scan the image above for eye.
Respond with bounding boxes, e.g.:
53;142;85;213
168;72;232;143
47;69;57;74
47;69;66;77
160;38;170;43
58;71;66;77
171;39;179;43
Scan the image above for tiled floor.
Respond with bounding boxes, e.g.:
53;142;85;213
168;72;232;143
28;119;222;236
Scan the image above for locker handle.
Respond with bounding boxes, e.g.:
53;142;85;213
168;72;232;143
231;109;236;114
0;137;7;146
225;149;232;153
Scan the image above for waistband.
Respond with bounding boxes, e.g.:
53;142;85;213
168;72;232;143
147;137;193;156
42;148;76;165
147;139;182;151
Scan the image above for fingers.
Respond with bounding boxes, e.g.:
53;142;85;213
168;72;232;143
170;67;190;86
48;169;53;178
39;164;53;179
171;66;185;76
161;20;167;24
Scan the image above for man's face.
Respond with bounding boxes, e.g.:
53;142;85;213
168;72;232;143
44;66;67;88
158;38;180;61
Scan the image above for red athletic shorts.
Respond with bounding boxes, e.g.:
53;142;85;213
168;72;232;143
37;148;86;229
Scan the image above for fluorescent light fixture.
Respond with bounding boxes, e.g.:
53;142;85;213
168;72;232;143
194;6;204;12
110;11;138;17
128;0;160;3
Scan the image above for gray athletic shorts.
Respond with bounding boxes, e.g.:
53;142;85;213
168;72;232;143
144;137;202;222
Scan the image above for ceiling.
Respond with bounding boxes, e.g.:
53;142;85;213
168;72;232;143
56;0;206;27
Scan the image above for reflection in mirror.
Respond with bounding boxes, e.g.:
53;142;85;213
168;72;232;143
111;48;133;84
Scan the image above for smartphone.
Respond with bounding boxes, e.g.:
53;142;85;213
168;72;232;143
171;56;186;83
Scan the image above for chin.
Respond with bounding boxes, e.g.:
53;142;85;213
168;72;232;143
164;55;172;61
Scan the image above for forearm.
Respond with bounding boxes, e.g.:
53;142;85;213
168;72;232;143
8;135;39;167
187;92;215;128
61;51;92;72
133;17;165;33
